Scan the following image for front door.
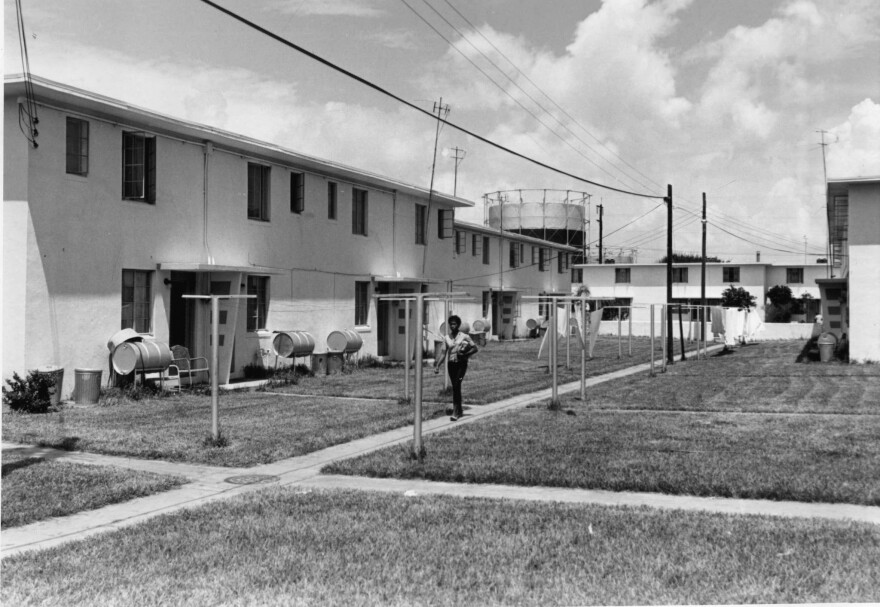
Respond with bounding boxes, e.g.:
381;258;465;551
169;271;196;351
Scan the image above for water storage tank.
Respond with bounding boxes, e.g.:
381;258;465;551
112;341;173;374
472;318;492;333
327;329;364;354
273;331;316;358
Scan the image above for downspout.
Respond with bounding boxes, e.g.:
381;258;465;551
392;190;397;278
203;141;215;265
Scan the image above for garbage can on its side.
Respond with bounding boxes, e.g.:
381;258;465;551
74;368;103;404
35;365;64;405
817;333;838;363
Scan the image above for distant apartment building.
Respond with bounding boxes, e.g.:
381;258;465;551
572;261;825;336
821;177;880;361
3;76;573;395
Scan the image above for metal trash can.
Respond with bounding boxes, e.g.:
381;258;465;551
35;365;64;405
74;368;103;404
817;333;837;363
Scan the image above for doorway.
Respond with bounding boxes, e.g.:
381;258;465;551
169;271;196;352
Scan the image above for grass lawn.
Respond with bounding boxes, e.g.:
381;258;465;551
2;488;878;606
2;392;443;468
1;451;186;528
281;335;692;404
326;341;880;505
1;336;685;467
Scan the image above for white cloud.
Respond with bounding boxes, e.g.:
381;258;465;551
265;0;383;18
827;98;880;178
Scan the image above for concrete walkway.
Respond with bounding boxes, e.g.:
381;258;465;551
4;349;878;559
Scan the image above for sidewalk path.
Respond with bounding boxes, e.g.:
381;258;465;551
4;347;878;559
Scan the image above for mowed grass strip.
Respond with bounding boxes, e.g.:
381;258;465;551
1;335;687;467
1;451;186;528
584;341;880;415
2;488;877;606
280;335;690;404
326;342;880;505
2;392;443;467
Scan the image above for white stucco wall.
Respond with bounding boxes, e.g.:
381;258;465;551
847;181;880;362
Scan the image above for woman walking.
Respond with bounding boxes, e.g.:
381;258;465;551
433;315;478;421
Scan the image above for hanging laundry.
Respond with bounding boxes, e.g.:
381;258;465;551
711;306;725;336
588;308;603;357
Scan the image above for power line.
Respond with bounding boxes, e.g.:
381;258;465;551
196;0;664;200
440;0;662;193
406;0;652;194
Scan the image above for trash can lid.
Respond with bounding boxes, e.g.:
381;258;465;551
817;333;838;345
74;368;104;373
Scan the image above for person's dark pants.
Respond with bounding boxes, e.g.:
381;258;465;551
448;358;469;417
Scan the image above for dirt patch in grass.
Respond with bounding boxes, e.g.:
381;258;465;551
1;451;186;528
2;488;877;606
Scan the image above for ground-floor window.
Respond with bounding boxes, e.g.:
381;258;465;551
355;281;370;326
247;276;269;332
601;297;633;321
122;269;153;333
670;298;721;321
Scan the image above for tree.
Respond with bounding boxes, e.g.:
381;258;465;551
657;252;725;263
766;285;793;308
720;285;756;308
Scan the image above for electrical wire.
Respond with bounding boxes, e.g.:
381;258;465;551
196;0;664;200
440;0;662;194
15;0;39;147
406;0;651;194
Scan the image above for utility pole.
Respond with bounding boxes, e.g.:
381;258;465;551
597;203;604;264
666;184;674;364
449;146;466;196
421;98;450;274
701;193;707;354
817;129;831;278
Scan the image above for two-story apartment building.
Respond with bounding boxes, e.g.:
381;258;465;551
821;177;880;361
573;261;825;337
3;76;574;395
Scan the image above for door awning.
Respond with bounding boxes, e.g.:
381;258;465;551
158;262;284;274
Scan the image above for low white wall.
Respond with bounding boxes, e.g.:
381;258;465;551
595;320;817;341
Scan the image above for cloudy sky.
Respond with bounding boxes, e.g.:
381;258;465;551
5;0;879;263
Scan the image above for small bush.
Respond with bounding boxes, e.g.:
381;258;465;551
99;382;169;406
2;371;58;414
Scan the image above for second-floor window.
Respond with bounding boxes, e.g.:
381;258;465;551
290;172;305;213
510;242;523;268
455;230;466;254
122;132;156;203
472;234;483;257
672;267;689;283
66;117;89;176
328;182;337;219
352;188;368;235
415;204;427;245
247;163;270;221
538;248;548;272
787;268;804;284
572;268;583;283
723;267;740;283
558;252;568;273
615;268;631;283
482;236;490;265
437;209;453;239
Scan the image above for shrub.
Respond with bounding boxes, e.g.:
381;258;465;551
721;285;756;308
99;381;168;406
2;371;58;414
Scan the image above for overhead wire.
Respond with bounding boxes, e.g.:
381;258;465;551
14;0;39;147
196;0;663;200
440;0;661;194
406;0;651;194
